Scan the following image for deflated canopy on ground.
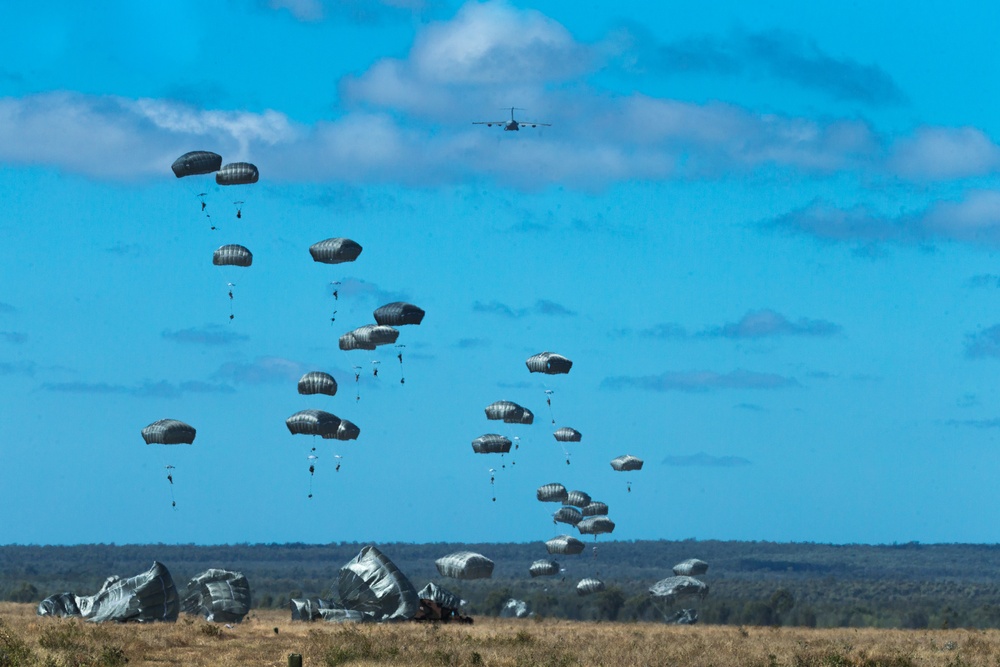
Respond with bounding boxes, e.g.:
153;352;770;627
373;302;425;326
286;409;341;437
673;559;709;576
500;599;530;618
338;546;418;621
310;238;363;264
171;151;222;178
289;598;366;623
525;351;573;374
576;578;605;596
141;419;195;445
529;560;560;577
181;569;251;623
472;434;511;454
611;454;644;472
37;593;80;617
74;561;179;623
298;371;338;396
435;551;495;580
212;244;253;267
417;582;463;610
536;483;568;503
649;576;710;604
545;535;585;555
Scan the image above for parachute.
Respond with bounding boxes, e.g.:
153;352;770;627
553;427;581;442
298;371;338;396
181;569;251;623
563;490;591;508
310;238;363;264
672;559;709;577
435;551;494;580
212;244;252;267
545;535;585;556
525;351;573;374
648;576;709;604
582;502;609;517
37;593;80;617
339;325;399;351
499;599;530;618
471;434;512;454
373;302;425;326
536;483;568;503
417;582;463;611
528;560;560;578
215;162;259;185
577;516;615;536
141;419;195;445
553;506;582;526
338;546;418;621
484;400;533;424
74;561;179;623
289;599;366;623
286;409;341;437
324;419;360;441
576;578;605;596
610;455;644;471
171;151;222;178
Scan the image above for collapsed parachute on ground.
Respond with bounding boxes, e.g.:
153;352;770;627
418;582;463;610
37;593;80;617
289;598;366;623
553;506;582;526
339;324;399;350
216;162;259;185
142;419;195;445
298;371;338;396
578;516;615;536
435;551;494;580
286;409;341;437
537;483;568;503
553;427;581;443
563;490;591;507
484;400;534;424
171;151;222;178
324;419;360;441
310;238;363;264
526;352;573;374
649;576;709;604
529;560;560;578
610;455;644;472
500;599;530;618
673;559;709;577
72;561;179;623
373;302;425;326
576;578;605;596
182;569;251;623
545;535;585;555
667;608;699;624
212;244;252;267
582;502;609;517
472;434;511;454
338;546;418;621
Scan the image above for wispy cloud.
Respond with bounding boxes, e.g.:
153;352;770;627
335;278;407;304
601;369;799;392
472;299;576;318
0;361;35;376
212;356;307;384
945;417;1000;429
964;325;1000;359
966;274;1000;289
613;323;688;339
0;331;27;344
40;380;233;398
456;338;490;349
0;302;16;314
661;452;752;467
162;325;249;346
268;0;430;24
700;309;841;339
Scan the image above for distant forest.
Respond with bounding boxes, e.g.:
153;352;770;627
3;540;1000;629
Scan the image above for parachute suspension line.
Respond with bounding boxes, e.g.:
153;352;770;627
165;465;176;510
353;365;363;402
329;282;340;324
544;389;556;425
395;344;405;385
227;283;236;322
233;200;244;219
489;468;496;503
371;359;380;378
627;480;632;493
307;449;318;499
509;435;520;467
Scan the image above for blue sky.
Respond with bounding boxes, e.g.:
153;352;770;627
3;0;1000;546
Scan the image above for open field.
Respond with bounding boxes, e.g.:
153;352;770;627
2;603;1000;667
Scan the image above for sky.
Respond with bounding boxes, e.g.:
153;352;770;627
3;0;1000;547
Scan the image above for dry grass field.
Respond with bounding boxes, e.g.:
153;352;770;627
2;602;999;667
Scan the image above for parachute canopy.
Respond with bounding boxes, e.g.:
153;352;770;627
373;302;425;326
536;483;568;503
338;546;418;621
37;593;80;618
472;434;512;454
545;535;585;556
298;371;338;396
582;501;609;517
339;324;399;351
553;506;582;526
74;561;180;623
435;551;494;580
563;490;591;508
216;162;259;185
649;576;709;603
181;569;251;623
213;244;253;267
286;409;340;437
576;578;605;596
611;454;644;472
577;516;615;536
672;559;709;577
417;582;463;610
526;351;573;374
553;427;582;442
324;419;360;441
171;151;222;178
310;238;363;264
142;419;195;445
485;400;533;424
499;599;530;618
529;560;560;578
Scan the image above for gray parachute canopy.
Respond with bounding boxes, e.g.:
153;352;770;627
484;400;534;424
75;561;179;623
310;238;363;264
373;302;425;326
553;427;582;442
553;506;582;526
216;162;259;185
323;419;360;441
181;569;251;623
649;576;709;604
499;599;530;618
339;324;399;351
610;454;644;472
576;578;605;596
142;419;195;445
298;371;338;396
577;516;615;536
545;535;585;555
37;593;81;617
563;490;591;507
286;409;341;437
289;598;365;623
529;560;560;577
672;559;709;576
417;582;463;610
525;351;573;374
212;244;253;267
472;434;511;454
536;483;568;503
582;501;609;517
171;151;222;178
435;551;494;580
667;608;699;624
338;546;418;621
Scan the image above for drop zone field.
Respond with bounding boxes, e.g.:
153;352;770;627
3;602;1000;667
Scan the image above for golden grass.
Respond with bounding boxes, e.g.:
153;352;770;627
2;602;999;667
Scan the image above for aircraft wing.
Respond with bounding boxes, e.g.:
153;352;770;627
473;121;505;125
519;122;551;127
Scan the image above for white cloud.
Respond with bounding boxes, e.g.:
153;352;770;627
888;127;1000;180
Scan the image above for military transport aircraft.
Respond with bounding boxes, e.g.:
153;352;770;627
474;107;551;131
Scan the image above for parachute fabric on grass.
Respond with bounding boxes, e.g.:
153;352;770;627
553;427;581;442
648;576;709;604
582;502;609;517
75;561;179;623
286;410;341;437
525;352;573;374
171;151;222;178
212;244;253;267
500;599;530;618
298;372;338;396
471;434;511;454
545;535;585;556
141;419;195;445
338;546;418;621
577;516;615;536
310;238;363;264
668;608;699;624
417;582;463;610
435;551;494;580
672;559;709;577
563;490;591;508
181;569;251;623
529;560;560;578
290;598;340;621
215;162;259;185
373;302;425;326
37;593;81;617
536;483;568;502
610;454;644;471
576;578;605;596
553;506;583;526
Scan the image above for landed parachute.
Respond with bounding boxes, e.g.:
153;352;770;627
289;598;366;623
649;576;709;604
485;400;534;424
182;569;251;623
576;578;605;596
553;427;581;442
142;419;195;445
545;535;585;556
286;409;341;437
673;559;709;577
526;351;573;375
435;551;494;580
578;516;615;536
373;302;425;326
471;434;511;454
216;162;259;185
37;593;80;618
310;238;363;264
73;562;179;623
298;371;338;396
500;599;530;618
171;151;222;178
338;546;418;621
417;582;463;611
537;483;568;503
529;560;560;578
